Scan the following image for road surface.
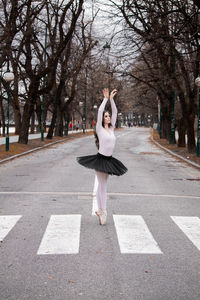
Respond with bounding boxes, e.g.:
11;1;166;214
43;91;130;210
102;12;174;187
0;127;200;300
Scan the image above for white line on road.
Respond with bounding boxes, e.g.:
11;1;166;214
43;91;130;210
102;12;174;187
116;132;131;138
171;216;200;251
110;192;200;199
0;215;22;241
92;175;98;216
113;215;163;254
37;215;81;255
0;191;199;199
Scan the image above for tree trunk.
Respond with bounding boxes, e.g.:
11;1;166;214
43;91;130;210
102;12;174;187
52;80;65;137
11;61;21;135
30;109;35;134
47;105;56;139
161;104;171;140
186;114;196;153
18;78;40;144
18;101;34;144
177;117;186;147
35;99;42;133
47;93;59;139
14;107;22;135
55;108;64;136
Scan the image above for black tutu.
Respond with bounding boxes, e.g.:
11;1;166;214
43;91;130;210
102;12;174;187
76;152;127;176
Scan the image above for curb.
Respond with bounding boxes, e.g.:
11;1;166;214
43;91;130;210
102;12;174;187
0;132;93;164
151;136;200;170
0;138;71;164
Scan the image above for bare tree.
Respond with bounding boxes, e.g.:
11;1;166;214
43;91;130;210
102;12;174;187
106;0;200;152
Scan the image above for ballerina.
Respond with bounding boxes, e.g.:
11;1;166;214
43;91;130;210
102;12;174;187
77;88;127;225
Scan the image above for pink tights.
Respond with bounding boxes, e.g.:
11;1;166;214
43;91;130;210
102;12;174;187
96;171;109;211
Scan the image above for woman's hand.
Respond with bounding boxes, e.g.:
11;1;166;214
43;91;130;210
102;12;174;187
110;89;117;100
103;88;109;99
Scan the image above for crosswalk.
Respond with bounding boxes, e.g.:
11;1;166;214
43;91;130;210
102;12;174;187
113;215;162;254
0;215;22;241
0;214;200;255
37;215;81;255
171;216;200;251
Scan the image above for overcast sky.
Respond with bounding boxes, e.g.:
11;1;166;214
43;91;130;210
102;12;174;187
84;0;126;64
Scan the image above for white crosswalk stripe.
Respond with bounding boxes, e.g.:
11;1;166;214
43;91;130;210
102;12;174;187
171;216;200;251
1;215;200;255
37;215;81;255
0;215;22;241
113;215;163;254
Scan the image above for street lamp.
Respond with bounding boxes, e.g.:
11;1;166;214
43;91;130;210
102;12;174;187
170;54;176;144
103;42;111;88
41;24;48;142
195;76;200;156
103;42;111;50
79;101;84;132
93;104;97;124
64;97;69;136
118;112;122;128
2;71;14;151
158;97;162;138
83;66;88;134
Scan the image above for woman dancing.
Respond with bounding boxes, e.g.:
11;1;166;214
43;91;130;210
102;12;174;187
77;88;127;225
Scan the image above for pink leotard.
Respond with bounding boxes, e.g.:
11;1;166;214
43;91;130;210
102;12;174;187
96;98;117;157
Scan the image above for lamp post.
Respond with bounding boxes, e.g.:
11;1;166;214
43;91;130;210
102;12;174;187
83;66;88;134
158;97;162;138
118;112;122;128
79;101;84;132
64;97;69;136
93;104;97;124
170;54;176;144
103;42;111;88
195;76;200;156
2;70;14;151
41;24;48;141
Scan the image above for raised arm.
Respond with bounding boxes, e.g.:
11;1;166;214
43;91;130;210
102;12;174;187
110;89;118;128
96;98;108;131
96;88;109;132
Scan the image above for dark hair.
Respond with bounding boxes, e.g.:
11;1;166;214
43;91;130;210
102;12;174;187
94;131;99;149
94;111;112;149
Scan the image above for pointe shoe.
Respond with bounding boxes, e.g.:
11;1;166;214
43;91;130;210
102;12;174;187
95;210;107;225
100;212;107;225
95;210;102;225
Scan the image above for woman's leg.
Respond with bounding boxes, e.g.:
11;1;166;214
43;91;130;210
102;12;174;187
95;171;109;212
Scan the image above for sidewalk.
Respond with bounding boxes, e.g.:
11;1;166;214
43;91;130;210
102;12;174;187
0;129;94;163
152;130;200;170
0;129;92;145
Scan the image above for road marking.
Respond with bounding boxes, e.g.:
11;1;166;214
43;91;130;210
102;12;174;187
0;215;22;241
92;175;98;216
37;215;81;255
113;215;163;254
117;132;131;138
0;191;199;199
171;216;200;251
109;193;200;199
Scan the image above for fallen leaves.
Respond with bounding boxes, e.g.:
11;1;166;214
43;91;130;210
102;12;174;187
68;280;74;284
96;248;102;254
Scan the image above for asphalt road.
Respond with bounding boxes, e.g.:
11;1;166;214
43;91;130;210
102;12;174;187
0;127;200;300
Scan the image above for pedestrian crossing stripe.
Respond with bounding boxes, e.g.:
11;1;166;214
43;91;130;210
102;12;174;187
0;215;22;242
37;215;81;255
171;216;200;251
1;215;200;254
113;215;162;254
